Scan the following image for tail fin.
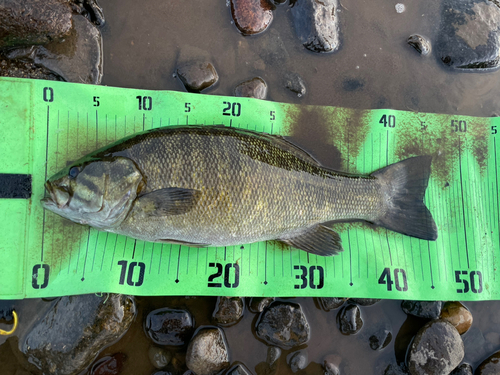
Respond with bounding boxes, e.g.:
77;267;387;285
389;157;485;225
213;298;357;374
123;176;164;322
371;156;437;241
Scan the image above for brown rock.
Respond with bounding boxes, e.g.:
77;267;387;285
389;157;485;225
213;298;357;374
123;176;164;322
440;301;473;334
177;61;219;93
4;15;103;84
230;0;274;36
212;297;244;326
234;77;268;99
0;0;72;49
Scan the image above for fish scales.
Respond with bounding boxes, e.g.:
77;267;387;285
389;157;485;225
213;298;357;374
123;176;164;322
97;127;380;245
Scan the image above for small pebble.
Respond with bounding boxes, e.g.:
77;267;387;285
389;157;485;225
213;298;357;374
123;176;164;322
176;61;219;93
249;297;275;313
91;353;127;375
323;354;341;375
337;304;363;335
185;327;230;375
407;34;431;56
319;298;346;311
234;77;268;99
144;308;194;346
256;302;310;349
148;346;172;369
284;73;306;97
287;350;308;373
440;301;473;334
266;346;281;366
212;297;244;326
230;0;274;35
395;3;405;13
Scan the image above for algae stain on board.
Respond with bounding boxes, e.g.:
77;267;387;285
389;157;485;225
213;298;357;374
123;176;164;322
282;104;371;173
42;213;89;275
281;104;374;234
394;113;489;185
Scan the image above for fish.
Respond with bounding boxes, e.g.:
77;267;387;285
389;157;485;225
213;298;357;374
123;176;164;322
41;125;437;256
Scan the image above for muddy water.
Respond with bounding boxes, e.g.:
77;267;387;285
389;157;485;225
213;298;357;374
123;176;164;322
2;0;500;374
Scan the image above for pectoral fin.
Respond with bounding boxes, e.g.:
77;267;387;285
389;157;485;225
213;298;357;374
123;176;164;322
279;224;343;256
137;187;201;216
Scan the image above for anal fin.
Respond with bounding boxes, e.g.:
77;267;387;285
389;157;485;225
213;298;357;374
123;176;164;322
279;224;343;256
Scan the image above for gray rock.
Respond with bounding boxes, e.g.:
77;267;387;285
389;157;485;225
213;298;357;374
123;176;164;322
256;302;310;349
20;294;136;375
0;57;62;80
449;363;473;375
144;308;194;346
318;298;346;311
230;0;274;36
476;351;500;374
407;34;431;56
287;350;308;373
324;363;340;375
437;0;500;70
212;297;244;326
337;304;363;335
234;77;268;99
5;15;103;84
401;301;442;319
185;327;230;375
290;0;340;53
350;298;380;306
408;320;464;375
0;0;72;49
227;363;252;375
148;346;172;369
323;354;341;375
266;347;281;366
284;73;306;97
176;61;219;93
249;297;275;313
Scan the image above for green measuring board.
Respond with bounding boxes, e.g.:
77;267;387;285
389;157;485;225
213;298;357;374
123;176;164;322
1;77;499;300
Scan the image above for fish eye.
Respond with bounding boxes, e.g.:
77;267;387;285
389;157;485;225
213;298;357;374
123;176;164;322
68;166;80;179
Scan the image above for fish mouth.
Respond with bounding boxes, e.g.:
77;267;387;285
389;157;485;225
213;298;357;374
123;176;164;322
41;181;68;209
41;181;56;208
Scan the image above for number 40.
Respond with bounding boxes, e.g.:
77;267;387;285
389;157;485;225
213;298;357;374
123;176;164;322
378;267;408;291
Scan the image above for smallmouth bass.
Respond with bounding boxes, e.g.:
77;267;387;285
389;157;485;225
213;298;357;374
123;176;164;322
41;125;437;256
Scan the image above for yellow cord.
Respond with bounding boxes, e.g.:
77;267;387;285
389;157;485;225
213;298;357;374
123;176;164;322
0;311;18;335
